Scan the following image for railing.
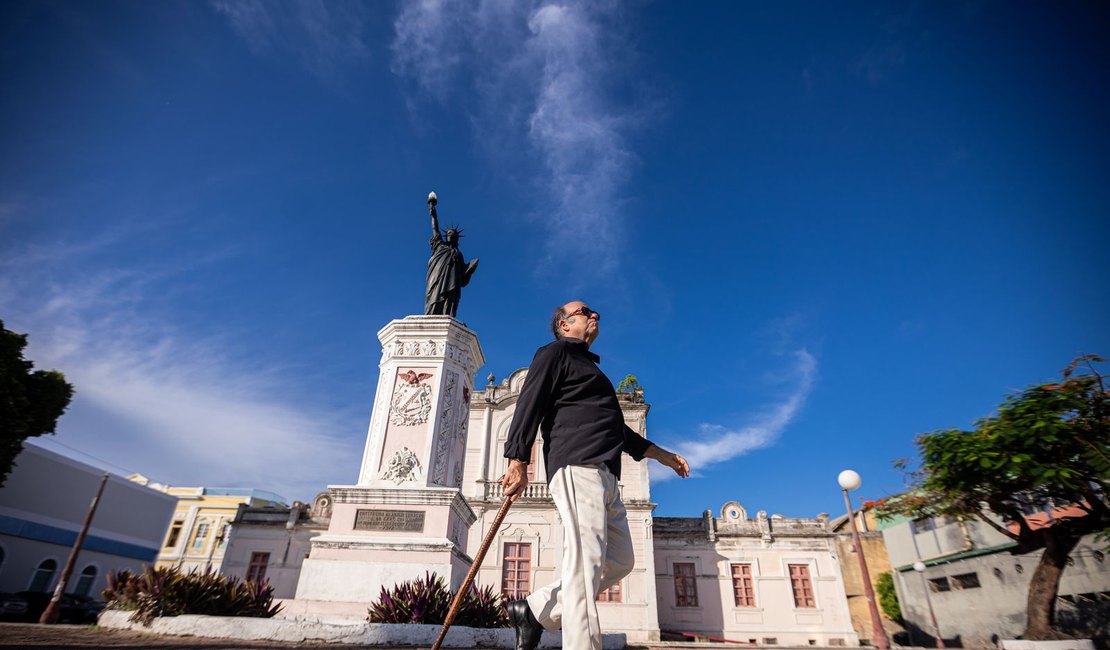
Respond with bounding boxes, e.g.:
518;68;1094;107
482;481;551;500
479;480;633;502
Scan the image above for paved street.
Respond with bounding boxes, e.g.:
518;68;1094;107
0;623;898;650
0;623;380;650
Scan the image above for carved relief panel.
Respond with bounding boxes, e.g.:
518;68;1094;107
431;370;460;486
390;370;434;426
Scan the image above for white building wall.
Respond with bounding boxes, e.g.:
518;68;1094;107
882;515;1110;646
654;511;860;647
0;444;176;597
221;523;319;599
465;368;661;642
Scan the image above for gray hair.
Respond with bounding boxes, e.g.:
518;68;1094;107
550;306;569;340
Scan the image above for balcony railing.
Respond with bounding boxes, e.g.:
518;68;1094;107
479;480;638;503
482;480;551;500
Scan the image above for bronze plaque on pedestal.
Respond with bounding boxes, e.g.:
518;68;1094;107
354;508;426;532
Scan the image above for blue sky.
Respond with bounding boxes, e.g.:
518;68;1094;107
2;1;1108;519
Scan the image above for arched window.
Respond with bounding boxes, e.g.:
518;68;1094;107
29;559;58;592
74;565;98;597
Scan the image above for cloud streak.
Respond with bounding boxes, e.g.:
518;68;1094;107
391;1;645;275
652;349;818;483
0;237;359;502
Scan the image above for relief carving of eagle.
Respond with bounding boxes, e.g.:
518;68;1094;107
399;370;434;385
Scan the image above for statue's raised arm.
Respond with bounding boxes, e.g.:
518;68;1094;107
424;192;478;318
429;192;442;238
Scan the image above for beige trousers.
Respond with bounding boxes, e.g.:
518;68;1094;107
526;464;635;650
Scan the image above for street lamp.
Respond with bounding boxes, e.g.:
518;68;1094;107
838;470;889;650
913;561;944;649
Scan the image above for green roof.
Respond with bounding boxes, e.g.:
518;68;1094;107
895;541;1019;572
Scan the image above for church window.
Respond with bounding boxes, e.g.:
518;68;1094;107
673;562;698;607
731;563;755;607
74;565;98;597
29;559;57;592
246;552;270;583
788;564;816;608
501;542;531;600
597;580;622;603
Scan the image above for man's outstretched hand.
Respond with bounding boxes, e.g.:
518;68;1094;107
647;446;690;479
502;459;530;502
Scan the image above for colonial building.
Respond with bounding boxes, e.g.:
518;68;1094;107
131;480;286;574
218;356;861;645
653;506;859;646
458;367;859;645
462;368;661;642
218;497;330;599
0;444;175;598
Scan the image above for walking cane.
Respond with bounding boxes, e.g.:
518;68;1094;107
430;494;514;650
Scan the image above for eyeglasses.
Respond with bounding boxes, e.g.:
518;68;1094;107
566;306;599;320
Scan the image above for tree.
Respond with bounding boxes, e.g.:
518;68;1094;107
881;354;1108;640
0;319;74;487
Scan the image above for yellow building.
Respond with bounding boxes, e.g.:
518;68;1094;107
831;503;903;645
129;475;286;573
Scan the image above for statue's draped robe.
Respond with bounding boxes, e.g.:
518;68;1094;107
425;233;470;316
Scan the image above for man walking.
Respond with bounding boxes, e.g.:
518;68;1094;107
502;300;690;650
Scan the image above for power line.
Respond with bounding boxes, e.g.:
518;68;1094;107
28;437;147;480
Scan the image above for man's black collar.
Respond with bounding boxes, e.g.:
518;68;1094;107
561;337;600;362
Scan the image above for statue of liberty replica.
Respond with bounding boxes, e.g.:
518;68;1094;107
424;192;479;317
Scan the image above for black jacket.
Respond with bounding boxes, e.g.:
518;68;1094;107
503;337;654;480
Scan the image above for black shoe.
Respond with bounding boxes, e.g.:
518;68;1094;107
507;599;543;650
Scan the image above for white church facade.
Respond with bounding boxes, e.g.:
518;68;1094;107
460;367;859;646
222;316;859;645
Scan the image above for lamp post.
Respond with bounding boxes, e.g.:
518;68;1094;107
913;561;944;648
838;470;889;650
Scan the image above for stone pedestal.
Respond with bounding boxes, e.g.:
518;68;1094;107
294;316;484;607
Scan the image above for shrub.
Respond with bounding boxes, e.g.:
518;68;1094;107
102;565;282;625
876;571;902;623
367;572;508;628
103;569;142;611
454;583;509;629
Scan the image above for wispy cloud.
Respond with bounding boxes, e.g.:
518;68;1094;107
0;235;359;501
652;349;818;483
210;0;369;87
391;1;649;276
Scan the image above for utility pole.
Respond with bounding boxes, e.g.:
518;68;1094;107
40;473;110;624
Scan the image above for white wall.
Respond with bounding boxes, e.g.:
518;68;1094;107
0;444;176;596
654;512;860;647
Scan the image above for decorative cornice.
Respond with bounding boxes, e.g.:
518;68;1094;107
327;486;476;526
309;535;473;564
375;316;485;377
